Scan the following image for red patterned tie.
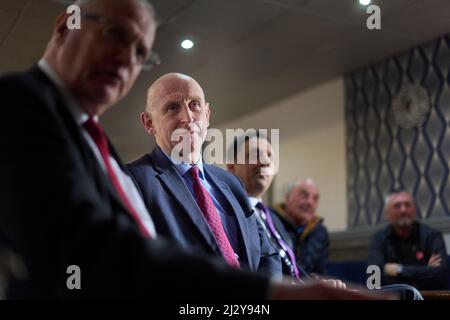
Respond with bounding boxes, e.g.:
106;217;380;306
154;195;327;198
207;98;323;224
189;166;240;267
83;117;153;238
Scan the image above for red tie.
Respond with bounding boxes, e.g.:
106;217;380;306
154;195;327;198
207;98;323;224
83;117;153;238
189;166;240;267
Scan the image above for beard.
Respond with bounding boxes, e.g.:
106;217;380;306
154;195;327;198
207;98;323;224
394;217;414;227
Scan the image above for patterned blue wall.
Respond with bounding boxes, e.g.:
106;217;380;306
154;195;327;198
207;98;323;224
346;34;450;227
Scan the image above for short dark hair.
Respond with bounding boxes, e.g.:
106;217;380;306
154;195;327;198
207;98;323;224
227;131;269;163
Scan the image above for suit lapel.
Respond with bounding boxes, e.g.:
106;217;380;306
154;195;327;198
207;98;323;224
36;65;131;217
150;148;221;253
65;116;127;214
103;139;137;213
204;166;254;269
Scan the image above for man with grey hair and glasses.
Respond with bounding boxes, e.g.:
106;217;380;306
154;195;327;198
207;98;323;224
367;189;449;290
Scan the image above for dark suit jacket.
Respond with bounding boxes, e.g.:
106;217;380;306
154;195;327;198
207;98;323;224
0;66;269;299
269;208;295;252
266;207;299;277
127;148;281;275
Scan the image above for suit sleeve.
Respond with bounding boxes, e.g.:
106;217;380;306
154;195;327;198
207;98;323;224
0;75;270;299
255;218;283;277
226;173;282;277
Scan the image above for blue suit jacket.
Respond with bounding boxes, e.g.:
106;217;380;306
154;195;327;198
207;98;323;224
127;147;281;275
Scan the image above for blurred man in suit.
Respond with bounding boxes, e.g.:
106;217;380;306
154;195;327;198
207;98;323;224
127;73;281;275
0;0;390;300
227;133;345;287
368;189;449;290
227;133;301;280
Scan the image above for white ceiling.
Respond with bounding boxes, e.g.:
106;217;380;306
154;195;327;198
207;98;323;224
0;0;449;161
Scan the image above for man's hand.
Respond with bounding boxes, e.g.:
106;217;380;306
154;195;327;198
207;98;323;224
310;273;347;289
268;278;396;300
384;254;442;276
427;254;442;267
384;263;401;276
318;278;347;289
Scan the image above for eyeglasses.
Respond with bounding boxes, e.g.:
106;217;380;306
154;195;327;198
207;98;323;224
81;13;161;71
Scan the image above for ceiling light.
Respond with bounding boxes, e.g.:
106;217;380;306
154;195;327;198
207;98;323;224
359;0;371;5
181;39;194;50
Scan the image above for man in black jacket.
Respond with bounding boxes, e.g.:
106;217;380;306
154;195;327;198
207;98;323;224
367;190;449;290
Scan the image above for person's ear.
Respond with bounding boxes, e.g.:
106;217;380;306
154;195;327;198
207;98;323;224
54;13;70;39
140;112;156;135
205;102;211;128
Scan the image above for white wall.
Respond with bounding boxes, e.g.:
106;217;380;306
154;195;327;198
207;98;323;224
215;77;347;231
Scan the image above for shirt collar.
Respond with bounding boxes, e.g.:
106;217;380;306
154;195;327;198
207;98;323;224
37;59;94;125
249;197;263;210
159;146;206;179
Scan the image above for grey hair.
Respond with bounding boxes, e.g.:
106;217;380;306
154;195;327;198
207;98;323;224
383;189;412;211
74;0;156;20
226;130;269;163
284;179;302;198
284;178;313;197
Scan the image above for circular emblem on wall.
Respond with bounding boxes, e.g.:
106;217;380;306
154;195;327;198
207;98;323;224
392;83;430;129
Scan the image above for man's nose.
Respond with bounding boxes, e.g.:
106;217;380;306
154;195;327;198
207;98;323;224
116;43;138;67
179;105;194;124
306;197;315;207
258;154;271;166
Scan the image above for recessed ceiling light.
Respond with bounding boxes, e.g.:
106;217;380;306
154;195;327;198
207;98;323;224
359;0;371;5
181;39;194;50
